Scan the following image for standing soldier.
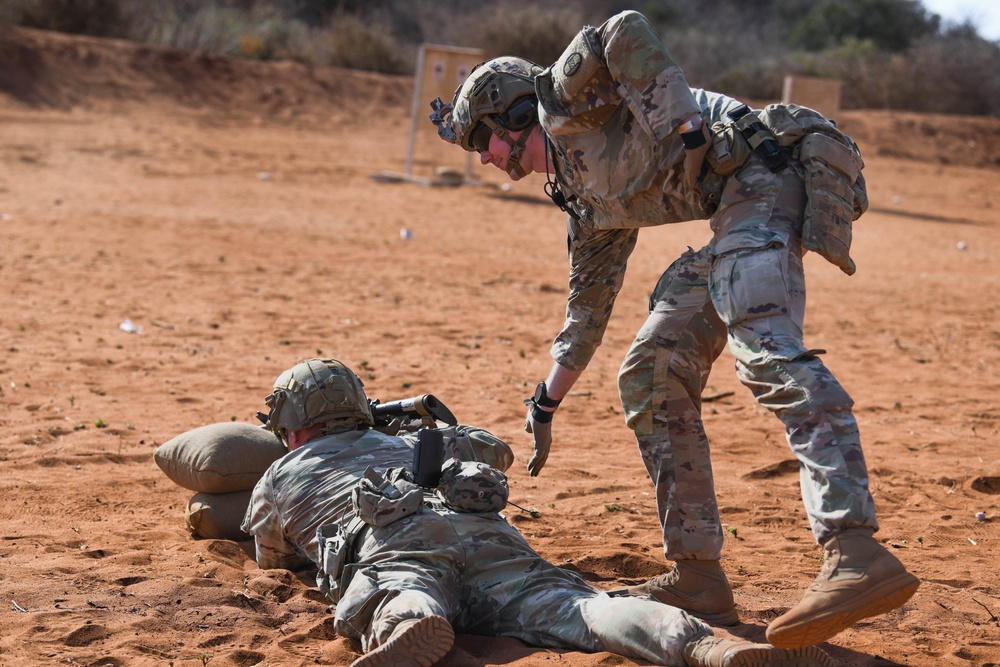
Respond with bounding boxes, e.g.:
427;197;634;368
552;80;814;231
430;10;918;649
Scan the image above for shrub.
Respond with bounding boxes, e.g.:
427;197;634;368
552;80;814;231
3;0;129;38
900;30;1000;115
127;2;306;61
303;11;408;74
784;0;940;52
810;32;1000;114
463;5;586;65
2;0;997;116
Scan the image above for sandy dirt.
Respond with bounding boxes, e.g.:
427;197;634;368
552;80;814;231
1;25;998;667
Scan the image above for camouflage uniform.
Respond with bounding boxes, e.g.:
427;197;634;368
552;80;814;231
242;425;711;666
536;11;879;560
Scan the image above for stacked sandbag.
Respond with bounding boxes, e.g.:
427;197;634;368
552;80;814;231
154;422;286;540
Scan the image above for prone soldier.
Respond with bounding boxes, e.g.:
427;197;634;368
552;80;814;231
242;358;834;667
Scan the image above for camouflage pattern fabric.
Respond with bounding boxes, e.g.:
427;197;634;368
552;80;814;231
242;426;711;666
617;246;730;560
536;16;750;240
241;425;513;570
441;425;515;473
351;467;425;527
337;508;709;666
437;459;509;513
617;162;879;558
531;10;879;557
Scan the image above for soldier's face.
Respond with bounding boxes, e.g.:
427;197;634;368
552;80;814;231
480;130;532;181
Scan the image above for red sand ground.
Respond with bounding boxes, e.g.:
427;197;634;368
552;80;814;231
1;25;998;667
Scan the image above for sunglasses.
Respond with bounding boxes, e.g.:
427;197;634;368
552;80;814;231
471;123;493;153
470;96;537;153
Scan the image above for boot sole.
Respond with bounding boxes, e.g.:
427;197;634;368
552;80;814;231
766;571;920;648
351;615;455;667
723;644;835;667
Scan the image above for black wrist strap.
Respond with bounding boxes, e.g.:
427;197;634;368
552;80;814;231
524;381;560;423
681;127;707;150
534;381;561;409
530;404;554;423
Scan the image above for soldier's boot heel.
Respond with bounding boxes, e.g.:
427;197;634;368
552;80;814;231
351;614;455;667
623;559;738;626
683;636;834;667
766;528;920;648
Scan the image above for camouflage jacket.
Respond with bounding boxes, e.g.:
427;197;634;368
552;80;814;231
535;11;757;370
241;425;513;571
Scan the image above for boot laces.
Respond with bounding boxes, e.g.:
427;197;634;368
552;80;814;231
648;566;682;588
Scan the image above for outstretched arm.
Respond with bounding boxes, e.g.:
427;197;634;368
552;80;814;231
524;362;583;476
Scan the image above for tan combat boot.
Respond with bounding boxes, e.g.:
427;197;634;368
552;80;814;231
683;636;834;667
351;614;455;667
626;559;738;625
766;528;920;648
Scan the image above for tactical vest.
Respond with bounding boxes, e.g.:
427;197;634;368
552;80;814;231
710;103;868;275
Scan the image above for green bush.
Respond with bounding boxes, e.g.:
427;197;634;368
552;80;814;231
784;0;940;52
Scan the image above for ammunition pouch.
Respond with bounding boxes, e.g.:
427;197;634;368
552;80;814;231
351;467;424;527
713;102;868;275
707;120;753;177
756;103;868;275
316;516;368;604
726;104;789;173
796;132;866;275
437;459;509;513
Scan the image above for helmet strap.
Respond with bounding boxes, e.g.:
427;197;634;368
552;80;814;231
481;116;532;179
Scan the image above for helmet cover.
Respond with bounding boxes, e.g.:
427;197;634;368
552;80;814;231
430;56;542;152
264;358;374;441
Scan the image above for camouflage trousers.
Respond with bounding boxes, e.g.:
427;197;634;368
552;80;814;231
618;161;879;561
333;508;710;666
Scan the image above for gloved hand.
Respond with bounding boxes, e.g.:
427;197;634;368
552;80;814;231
524;405;553;476
682;123;711;189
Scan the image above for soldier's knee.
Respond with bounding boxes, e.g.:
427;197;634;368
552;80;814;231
736;339;853;416
618;364;648;431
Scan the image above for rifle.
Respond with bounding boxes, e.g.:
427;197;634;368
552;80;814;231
369;394;457;429
370;395;454;488
254;393;457;432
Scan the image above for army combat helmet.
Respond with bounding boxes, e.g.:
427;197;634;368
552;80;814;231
263;358;374;444
429;56;542;178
